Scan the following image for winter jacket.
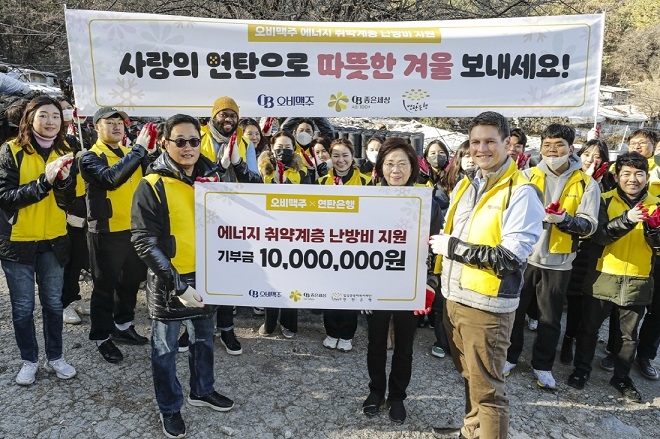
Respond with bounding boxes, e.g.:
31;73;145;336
582;188;660;306
258;150;310;184
317;166;371;186
131;152;219;321
0;137;75;266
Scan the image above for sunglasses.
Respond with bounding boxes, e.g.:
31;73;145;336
167;138;201;148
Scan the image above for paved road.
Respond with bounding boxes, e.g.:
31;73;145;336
0;275;658;439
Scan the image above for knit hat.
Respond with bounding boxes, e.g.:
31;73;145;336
211;96;239;118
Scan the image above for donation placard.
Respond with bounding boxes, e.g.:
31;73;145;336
195;183;432;310
65;9;604;118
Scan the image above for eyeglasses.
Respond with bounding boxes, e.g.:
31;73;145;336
629;141;649;148
383;162;410;172
167;138;201;148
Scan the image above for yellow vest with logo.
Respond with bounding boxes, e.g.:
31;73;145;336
263;167;307;184
597;190;659;277
529;167;590;254
200;125;248;164
318;167;370;186
6;139;68;241
438;161;530;297
143;174;195;274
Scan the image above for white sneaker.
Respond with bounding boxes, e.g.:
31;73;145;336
528;318;538;331
533;369;556;389
16;361;38;385
281;327;295;339
44;357;77;380
73;300;91;316
63;304;82;325
503;361;516;377
258;324;273;336
253;307;265;316
323;336;338;349
337;339;352;352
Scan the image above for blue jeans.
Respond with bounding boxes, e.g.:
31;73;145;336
2;251;64;363
151;316;216;414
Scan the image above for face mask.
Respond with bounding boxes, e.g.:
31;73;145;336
62;109;74;121
543;154;569;171
296;132;313;146
427;155;447;169
274;149;294;166
366;150;378;164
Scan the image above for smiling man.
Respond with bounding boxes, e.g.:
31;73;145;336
504;124;600;391
429;111;545;439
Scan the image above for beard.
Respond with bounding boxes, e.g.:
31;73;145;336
212;119;236;137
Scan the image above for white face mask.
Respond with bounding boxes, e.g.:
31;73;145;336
543;154;569;171
62;109;74;121
296;131;313;146
366;150;378;164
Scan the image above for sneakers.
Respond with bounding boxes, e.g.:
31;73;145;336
252;307;265;316
527;318;538;331
160;412;185;439
73;300;91;316
112;325;149;345
178;331;189;353
503;361;516;377
337;339;352;352
44;357;77;380
636;356;659;380
63;304;82;325
187;391;234;412
16;361;38;385
281;326;295;339
609;376;643;403
388;399;406;424
560;335;574;364
219;329;242;355
362;392;385;417
533;369;556;389
431;345;446;358
567;368;590;390
258;324;273;336
323;336;338;349
600;354;615;372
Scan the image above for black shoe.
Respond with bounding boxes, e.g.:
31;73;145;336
567;368;589;390
432;427;463;438
187;391;234;412
388;399;406;424
599;354;615;372
219;329;242;355
97;339;123;363
609;376;643;403
636;356;659;380
160;411;185;438
560;335;574;364
112;325;149;345
362;392;385;417
177;331;189;353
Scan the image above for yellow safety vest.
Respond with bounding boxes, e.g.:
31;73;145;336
529;167;591;254
317;167;371;186
200;125;248;164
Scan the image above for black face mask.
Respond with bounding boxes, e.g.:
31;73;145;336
274;149;294;166
427;155;447;169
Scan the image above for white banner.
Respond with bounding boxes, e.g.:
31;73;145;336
195;183;431;310
65;9;604;118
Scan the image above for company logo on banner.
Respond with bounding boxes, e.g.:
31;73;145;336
195;183;431;310
65;9;604;118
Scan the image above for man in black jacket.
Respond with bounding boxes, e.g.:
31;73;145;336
131;114;234;439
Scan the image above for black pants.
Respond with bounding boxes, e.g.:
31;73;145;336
638;267;660;360
432;291;450;351
574;295;645;379
507;265;571;370
366;310;417;401
88;231;146;341
324;309;358;340
61;224;89;308
264;308;298;333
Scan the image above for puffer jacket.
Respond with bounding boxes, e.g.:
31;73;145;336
131;152;220;321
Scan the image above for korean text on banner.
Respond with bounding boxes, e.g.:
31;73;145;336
194;183;432;310
65;9;604;118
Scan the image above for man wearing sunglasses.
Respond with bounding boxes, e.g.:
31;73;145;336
80;107;159;364
131;114;235;439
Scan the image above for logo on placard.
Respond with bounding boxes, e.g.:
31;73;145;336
328;92;349;112
247;289;282;298
257;94;314;109
289;290;302;302
402;89;430;113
